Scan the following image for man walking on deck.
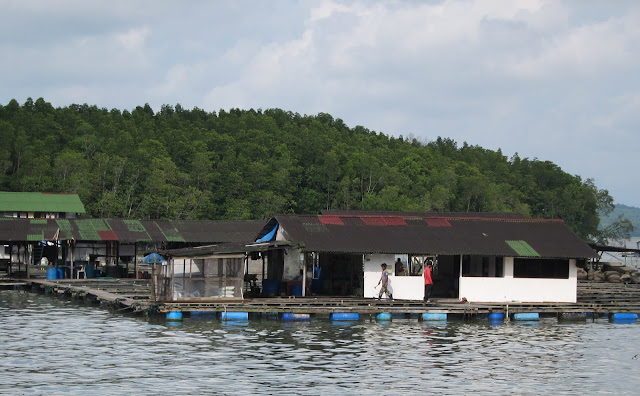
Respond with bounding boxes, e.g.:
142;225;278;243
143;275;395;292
377;263;392;300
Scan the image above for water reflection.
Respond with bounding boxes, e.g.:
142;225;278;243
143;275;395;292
1;290;640;395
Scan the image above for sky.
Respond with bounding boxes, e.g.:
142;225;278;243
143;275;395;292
1;0;639;207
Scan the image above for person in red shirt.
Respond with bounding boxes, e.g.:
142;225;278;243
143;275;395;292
423;259;433;302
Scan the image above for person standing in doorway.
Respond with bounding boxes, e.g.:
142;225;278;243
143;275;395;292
424;259;433;302
377;263;392;300
395;258;406;276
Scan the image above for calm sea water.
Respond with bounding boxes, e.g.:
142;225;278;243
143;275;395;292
1;289;639;395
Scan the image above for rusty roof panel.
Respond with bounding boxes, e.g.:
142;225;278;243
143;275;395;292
426;218;452;227
319;215;344;225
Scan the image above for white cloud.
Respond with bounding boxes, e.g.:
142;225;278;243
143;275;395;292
115;27;150;51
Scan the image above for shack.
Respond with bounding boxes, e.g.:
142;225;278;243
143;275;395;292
254;211;598;303
0;218;263;280
155;240;289;301
0;192;86;276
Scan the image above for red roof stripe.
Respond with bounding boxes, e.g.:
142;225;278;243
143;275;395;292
426;218;452;227
360;217;385;226
319;216;344;225
359;217;406;226
383;217;407;226
98;230;119;241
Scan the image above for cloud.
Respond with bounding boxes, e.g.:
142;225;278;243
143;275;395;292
0;0;639;205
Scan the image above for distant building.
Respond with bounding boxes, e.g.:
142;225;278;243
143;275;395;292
0;192;86;219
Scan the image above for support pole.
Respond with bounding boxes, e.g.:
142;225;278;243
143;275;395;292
302;253;306;297
70;240;74;279
134;244;138;279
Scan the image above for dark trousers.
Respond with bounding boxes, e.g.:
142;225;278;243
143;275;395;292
424;284;432;301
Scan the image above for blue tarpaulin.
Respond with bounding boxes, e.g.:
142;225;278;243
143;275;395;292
256;223;278;243
142;252;163;263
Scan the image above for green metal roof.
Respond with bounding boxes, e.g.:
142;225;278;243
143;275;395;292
506;240;540;257
0;192;86;213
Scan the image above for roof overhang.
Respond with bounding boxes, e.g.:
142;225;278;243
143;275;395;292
163;241;291;258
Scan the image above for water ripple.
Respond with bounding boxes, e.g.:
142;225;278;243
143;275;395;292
1;290;639;395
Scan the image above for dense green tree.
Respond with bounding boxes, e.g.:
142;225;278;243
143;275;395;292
0;97;628;243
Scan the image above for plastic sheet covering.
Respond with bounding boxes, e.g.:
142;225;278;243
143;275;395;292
172;257;244;300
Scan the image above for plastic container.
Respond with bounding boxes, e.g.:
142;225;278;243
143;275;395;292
166;311;183;321
222;312;249;321
422;313;447;321
291;284;303;297
513;313;539;321
56;267;64;279
330;313;359;321
376;312;392;321
46;267;57;280
85;262;95;278
262;280;279;297
488;312;504;321
611;313;638;323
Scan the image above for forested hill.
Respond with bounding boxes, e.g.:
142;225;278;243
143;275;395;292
600;204;640;238
0;98;623;242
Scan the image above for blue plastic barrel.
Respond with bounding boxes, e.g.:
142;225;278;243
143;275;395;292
376;312;392;321
488;312;504;321
46;267;57;280
331;313;359;321
262;280;279;297
422;313;447;321
291;284;303;297
222;312;249;321
166;311;183;321
513;312;539;321
611;313;638;323
85;263;95;278
282;313;310;321
56;267;64;279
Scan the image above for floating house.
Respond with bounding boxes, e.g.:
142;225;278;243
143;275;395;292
0;217;263;279
253;211;598;303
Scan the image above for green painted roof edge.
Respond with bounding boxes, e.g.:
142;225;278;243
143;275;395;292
505;240;540;257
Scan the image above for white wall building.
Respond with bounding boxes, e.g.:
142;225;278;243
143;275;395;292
256;212;596;303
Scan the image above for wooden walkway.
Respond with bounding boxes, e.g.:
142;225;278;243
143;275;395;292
4;278;640;317
25;278;153;312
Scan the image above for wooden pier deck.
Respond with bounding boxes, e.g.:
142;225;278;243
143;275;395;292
3;279;640;317
24;278;153;312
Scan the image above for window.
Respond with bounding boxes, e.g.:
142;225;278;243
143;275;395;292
513;258;569;279
408;255;436;276
461;255;504;277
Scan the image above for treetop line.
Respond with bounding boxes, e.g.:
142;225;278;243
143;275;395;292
0;98;632;244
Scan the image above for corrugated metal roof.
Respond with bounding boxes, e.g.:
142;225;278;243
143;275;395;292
163;240;291;257
0;218;264;244
0;192;86;213
269;213;598;259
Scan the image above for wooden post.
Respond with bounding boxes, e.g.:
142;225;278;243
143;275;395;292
70;240;74;279
26;244;31;279
302;253;307;297
134;244;138;279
